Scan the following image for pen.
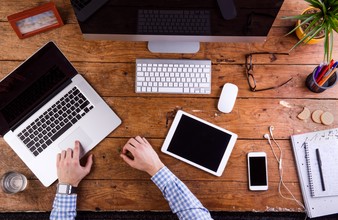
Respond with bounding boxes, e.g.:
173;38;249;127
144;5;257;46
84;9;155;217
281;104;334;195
316;148;326;191
318;62;338;87
314;63;324;79
316;59;334;83
323;62;338;77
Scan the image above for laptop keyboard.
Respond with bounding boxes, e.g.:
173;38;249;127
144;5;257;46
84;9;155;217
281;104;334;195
17;87;94;157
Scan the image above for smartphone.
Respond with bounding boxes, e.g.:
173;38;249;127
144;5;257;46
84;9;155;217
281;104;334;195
247;152;268;191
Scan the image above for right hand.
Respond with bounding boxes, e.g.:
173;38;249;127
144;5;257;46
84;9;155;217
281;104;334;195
56;141;93;187
120;136;164;176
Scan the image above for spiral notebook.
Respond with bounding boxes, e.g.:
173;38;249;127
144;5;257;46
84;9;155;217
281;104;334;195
291;128;338;218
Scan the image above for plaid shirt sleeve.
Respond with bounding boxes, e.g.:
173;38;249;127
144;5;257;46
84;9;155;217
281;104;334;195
50;194;77;220
151;166;213;220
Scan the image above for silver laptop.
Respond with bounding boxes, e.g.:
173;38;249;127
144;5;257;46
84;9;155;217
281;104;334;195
0;42;121;187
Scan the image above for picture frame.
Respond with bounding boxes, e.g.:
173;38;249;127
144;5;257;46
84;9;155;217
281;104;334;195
7;2;64;39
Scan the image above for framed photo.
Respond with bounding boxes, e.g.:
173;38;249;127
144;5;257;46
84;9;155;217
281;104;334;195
7;2;64;39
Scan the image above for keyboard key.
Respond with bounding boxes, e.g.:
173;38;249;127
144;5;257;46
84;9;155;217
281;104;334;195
50;122;72;142
159;87;183;93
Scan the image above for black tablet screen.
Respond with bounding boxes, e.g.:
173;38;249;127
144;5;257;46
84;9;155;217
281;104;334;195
167;114;232;172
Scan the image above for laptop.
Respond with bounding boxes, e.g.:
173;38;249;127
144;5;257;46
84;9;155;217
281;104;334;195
0;42;122;187
70;0;109;22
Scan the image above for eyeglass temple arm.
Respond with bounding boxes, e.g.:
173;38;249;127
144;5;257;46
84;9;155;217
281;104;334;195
253;77;293;92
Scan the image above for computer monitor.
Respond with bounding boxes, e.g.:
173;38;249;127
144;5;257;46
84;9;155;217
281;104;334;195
74;0;284;53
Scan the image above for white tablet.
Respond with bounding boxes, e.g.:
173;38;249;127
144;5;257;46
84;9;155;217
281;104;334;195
161;110;238;176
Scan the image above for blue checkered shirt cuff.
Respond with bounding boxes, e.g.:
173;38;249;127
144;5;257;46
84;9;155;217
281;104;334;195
50;194;77;220
151;166;213;220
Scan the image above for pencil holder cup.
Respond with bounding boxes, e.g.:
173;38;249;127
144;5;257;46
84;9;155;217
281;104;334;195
305;67;337;93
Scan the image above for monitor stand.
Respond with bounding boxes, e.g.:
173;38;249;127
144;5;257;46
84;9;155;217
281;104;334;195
148;41;200;53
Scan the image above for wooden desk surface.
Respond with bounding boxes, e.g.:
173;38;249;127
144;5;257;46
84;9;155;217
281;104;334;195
1;0;338;213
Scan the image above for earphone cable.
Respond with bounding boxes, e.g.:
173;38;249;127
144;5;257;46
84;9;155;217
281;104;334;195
266;127;306;211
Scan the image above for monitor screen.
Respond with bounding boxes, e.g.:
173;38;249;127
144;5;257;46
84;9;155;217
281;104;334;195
74;0;284;53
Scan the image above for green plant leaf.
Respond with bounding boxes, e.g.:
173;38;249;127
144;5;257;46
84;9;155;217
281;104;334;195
332;2;338;8
303;25;323;44
287;25;321;52
324;28;330;62
327;0;338;7
327;16;338;32
282;14;315;21
323;28;334;62
329;30;333;62
305;0;322;9
327;14;338;32
319;1;327;14
303;15;322;34
284;14;318;36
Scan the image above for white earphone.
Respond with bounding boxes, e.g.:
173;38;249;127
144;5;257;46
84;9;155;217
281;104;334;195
263;133;271;145
269;126;274;138
264;126;282;170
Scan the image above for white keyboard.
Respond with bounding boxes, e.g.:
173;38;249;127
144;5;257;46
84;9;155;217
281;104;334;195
135;59;211;94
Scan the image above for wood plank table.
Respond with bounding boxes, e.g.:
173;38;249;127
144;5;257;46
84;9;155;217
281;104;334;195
1;0;338;214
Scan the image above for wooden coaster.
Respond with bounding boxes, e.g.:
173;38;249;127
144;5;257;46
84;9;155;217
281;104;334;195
320;112;334;125
297;107;311;120
311;110;324;124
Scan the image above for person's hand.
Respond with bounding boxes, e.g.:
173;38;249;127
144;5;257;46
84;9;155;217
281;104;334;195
120;136;164;176
56;141;93;187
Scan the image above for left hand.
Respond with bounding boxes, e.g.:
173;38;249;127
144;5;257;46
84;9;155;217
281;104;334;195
120;136;164;176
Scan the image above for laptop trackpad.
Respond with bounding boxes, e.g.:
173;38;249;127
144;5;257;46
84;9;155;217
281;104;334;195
58;127;93;158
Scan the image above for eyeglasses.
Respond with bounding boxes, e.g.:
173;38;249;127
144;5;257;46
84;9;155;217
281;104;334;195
245;52;293;92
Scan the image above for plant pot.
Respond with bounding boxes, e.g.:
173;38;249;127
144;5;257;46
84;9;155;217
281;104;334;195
295;7;325;44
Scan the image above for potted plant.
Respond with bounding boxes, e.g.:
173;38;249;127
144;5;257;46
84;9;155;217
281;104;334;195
284;0;338;62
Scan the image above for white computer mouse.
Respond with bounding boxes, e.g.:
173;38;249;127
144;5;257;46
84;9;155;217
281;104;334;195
217;83;238;113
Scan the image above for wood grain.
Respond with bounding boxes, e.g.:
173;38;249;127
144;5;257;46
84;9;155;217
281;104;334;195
0;0;337;213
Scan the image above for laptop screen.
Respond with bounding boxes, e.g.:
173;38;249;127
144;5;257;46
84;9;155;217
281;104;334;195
0;42;77;135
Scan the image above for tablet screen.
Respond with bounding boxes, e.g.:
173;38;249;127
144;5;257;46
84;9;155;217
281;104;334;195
163;111;237;175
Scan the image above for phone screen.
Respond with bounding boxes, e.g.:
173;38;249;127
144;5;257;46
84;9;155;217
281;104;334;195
249;156;267;186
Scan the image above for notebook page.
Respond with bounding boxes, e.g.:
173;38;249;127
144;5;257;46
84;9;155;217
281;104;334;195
306;139;338;197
